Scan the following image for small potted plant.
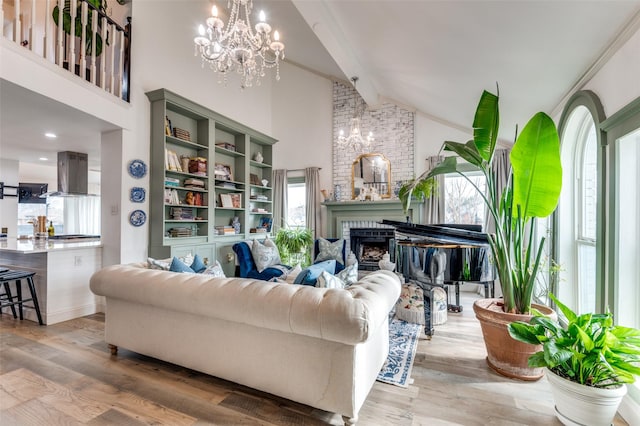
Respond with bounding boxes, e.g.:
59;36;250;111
274;226;314;267
508;293;640;426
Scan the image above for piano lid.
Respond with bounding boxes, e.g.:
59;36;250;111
382;220;491;245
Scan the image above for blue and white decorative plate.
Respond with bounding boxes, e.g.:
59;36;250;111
129;209;146;227
130;187;146;203
128;159;147;178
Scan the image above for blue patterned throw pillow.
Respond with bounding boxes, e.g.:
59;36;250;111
314;238;345;265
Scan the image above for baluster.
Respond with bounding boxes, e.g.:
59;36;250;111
109;22;115;94
44;0;51;60
117;29;124;97
79;1;87;80
56;0;64;65
14;0;21;44
29;0;35;51
100;15;107;89
90;10;97;84
69;0;76;72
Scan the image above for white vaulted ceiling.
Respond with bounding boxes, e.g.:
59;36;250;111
2;0;639;168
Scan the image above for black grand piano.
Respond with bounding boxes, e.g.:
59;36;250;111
383;220;496;316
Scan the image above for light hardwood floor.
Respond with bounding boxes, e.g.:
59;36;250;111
0;291;629;425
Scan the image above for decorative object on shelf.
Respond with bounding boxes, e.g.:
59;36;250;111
130;187;146;203
254;152;263;163
337;77;374;153
188;157;207;176
378;252;396;271
128;159;147;178
129;209;147;227
259;217;273;232
214;163;233;181
185;192;195;205
181;156;190;172
193;0;286;89
231;216;241;234
250;173;261;185
261;179;269;187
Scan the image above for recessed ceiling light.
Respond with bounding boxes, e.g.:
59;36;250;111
39;157;49;161
44;132;57;138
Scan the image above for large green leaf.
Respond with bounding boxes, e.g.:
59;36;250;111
510;112;562;219
472;90;499;162
443;140;484;168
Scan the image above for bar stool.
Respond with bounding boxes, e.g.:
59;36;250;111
0;270;44;325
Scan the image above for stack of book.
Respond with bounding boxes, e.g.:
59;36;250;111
168;227;193;238
184;178;205;189
165;177;180;187
214;225;236;235
173;127;191;141
217;180;237;189
170;208;194;220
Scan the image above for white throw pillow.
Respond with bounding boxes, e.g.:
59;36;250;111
336;263;358;286
251;238;282;272
201;260;226;277
314;238;345;265
316;270;346;289
147;257;171;270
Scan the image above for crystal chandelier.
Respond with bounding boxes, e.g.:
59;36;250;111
193;0;285;89
338;77;374;153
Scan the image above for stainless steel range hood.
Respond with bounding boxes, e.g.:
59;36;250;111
43;151;96;197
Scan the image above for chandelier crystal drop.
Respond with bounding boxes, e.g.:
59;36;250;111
338;77;374;153
193;0;285;89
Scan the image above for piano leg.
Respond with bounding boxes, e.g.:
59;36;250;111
445;281;463;312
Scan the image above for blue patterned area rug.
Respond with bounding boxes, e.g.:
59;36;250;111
376;317;422;388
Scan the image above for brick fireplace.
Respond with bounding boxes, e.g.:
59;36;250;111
349;227;395;271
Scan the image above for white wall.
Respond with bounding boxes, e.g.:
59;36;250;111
271;61;333;197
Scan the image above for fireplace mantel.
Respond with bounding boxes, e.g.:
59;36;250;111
322;200;423;238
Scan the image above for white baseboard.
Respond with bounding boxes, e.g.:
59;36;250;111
619;393;640;425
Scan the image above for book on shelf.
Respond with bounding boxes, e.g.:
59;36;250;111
170;207;194;220
165;149;182;172
164;189;180;205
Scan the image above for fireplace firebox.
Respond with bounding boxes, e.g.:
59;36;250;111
350;228;395;271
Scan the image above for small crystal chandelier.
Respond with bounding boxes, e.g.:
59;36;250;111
338;77;374;153
193;0;285;89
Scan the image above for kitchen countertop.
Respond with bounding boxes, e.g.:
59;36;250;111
0;238;102;254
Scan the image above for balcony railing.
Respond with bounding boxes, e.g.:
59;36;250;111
1;0;131;102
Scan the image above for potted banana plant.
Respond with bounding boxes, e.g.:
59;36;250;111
508;293;640;425
400;88;562;379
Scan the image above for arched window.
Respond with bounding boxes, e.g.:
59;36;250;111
555;91;606;314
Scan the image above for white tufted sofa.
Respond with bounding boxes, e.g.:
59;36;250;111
90;263;401;425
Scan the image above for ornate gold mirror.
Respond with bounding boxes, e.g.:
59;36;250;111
351;153;391;200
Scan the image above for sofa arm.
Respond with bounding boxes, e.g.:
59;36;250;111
90;265;401;345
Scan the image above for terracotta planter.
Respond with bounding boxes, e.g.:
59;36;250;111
546;368;627;426
473;298;557;381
